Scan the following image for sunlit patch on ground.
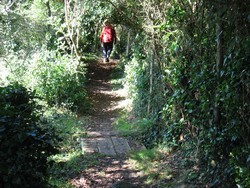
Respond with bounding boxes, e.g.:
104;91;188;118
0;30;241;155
71;58;149;187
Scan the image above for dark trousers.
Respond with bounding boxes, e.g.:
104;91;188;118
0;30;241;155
102;42;113;59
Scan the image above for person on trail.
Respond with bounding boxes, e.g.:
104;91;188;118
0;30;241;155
100;20;117;63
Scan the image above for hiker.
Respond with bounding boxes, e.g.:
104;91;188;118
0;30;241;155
100;20;117;63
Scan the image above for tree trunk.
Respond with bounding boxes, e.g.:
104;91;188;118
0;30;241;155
214;21;223;126
45;0;51;17
147;50;154;115
126;29;131;57
64;0;80;59
94;25;100;52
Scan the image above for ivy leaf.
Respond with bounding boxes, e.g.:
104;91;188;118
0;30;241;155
247;156;250;163
0;126;6;133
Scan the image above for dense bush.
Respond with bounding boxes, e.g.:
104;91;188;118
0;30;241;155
29;52;89;112
123;0;249;187
0;83;59;187
1;1;90;112
3;50;90;113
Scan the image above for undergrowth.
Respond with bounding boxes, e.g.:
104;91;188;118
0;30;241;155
114;117;152;137
114;116;206;187
42;107;100;187
128;146;183;187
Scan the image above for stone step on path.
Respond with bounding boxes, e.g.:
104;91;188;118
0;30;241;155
81;137;131;156
81;131;145;156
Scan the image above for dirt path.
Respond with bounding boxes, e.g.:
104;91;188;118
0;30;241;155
71;59;148;188
85;59;124;132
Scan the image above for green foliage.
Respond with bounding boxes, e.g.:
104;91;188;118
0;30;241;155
43;108;87;150
0;83;59;187
114;117;152;137
0;1;56;58
31;52;89;112
124;55;149;117
123;0;249;187
131;149;161;165
129;148;173;186
4;50;90;113
42;108;100;187
109;61;125;90
49;151;100;187
230;146;250;188
1;0;249;187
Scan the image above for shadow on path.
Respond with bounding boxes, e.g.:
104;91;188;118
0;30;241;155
71;58;149;188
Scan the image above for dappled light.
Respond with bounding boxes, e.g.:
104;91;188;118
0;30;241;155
71;155;145;188
75;57;147;187
0;0;248;187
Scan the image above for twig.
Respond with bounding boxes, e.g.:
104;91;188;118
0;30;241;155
2;0;18;13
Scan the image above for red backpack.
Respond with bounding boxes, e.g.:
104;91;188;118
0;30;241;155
101;26;115;43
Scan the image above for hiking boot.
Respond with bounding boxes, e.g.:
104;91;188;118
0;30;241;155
103;58;107;63
106;58;109;62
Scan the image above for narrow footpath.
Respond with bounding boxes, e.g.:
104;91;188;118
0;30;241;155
71;58;147;188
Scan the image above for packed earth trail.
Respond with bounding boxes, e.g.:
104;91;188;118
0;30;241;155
70;58;147;188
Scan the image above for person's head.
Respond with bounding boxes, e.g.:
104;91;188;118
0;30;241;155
103;19;111;26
